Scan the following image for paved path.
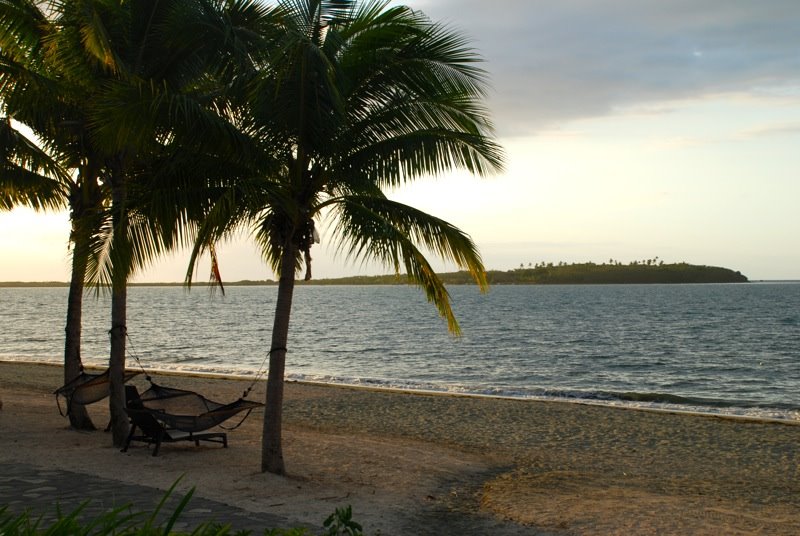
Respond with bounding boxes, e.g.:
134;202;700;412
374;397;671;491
0;462;544;535
0;462;303;533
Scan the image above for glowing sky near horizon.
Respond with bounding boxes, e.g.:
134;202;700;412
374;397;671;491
2;0;799;282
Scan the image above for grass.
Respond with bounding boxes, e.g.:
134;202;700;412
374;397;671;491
0;480;363;536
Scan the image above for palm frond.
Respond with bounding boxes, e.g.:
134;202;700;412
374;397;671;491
84;206;115;290
184;187;242;285
0;117;70;210
0;0;48;61
329;195;489;333
74;0;126;74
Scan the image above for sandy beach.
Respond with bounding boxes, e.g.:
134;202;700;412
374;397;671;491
1;361;799;535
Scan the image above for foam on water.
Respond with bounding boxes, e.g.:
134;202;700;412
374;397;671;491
2;282;799;423
5;353;799;423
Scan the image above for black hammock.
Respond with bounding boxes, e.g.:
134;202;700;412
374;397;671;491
55;368;141;416
135;381;264;433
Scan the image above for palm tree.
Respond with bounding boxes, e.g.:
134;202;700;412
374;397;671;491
75;0;281;446
190;0;504;475
0;1;109;430
1;0;275;442
0;120;106;432
60;0;254;445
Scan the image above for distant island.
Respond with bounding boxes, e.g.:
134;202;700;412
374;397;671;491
304;261;749;285
0;261;748;287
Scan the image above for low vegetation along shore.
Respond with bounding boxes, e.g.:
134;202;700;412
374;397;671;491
320;261;748;286
0;261;748;287
1;361;798;535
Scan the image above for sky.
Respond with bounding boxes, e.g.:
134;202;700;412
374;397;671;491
2;0;799;282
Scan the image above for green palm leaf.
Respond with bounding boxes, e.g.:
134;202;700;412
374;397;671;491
328;194;487;332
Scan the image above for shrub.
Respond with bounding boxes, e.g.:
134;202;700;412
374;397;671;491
0;481;363;536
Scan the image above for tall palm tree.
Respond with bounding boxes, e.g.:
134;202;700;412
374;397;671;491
190;0;504;475
0;0;109;430
66;0;280;446
1;0;276;441
0;120;106;432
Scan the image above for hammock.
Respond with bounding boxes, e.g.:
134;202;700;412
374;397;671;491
136;381;264;433
54;329;266;433
114;330;268;433
55;368;141;416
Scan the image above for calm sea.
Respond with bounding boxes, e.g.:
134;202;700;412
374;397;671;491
1;283;798;421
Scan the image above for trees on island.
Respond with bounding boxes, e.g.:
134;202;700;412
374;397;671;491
506;261;746;284
0;0;502;474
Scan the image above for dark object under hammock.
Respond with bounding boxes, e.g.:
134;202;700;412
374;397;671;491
133;381;264;433
123;385;229;456
55;368;141;417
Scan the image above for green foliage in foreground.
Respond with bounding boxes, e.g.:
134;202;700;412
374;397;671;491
0;482;363;536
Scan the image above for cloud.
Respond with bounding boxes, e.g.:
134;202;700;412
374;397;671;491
412;0;800;135
739;121;800;138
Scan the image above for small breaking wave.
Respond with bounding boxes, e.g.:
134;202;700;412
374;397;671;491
286;372;800;423
4;357;799;423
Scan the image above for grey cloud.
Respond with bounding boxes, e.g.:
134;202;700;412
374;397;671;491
412;0;800;135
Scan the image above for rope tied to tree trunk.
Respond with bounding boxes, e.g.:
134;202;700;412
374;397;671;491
241;347;287;398
108;324;127;336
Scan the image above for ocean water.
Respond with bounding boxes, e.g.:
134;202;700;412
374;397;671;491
1;282;798;421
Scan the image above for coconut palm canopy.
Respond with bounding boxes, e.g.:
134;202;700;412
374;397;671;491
0;0;116;429
186;0;504;474
0;0;280;438
192;0;503;328
1;0;503;474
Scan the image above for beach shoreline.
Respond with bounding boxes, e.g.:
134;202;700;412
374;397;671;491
1;360;799;535
10;358;800;426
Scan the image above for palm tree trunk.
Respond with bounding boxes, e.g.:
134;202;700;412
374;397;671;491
109;284;128;446
108;171;129;447
261;245;297;475
64;228;95;430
